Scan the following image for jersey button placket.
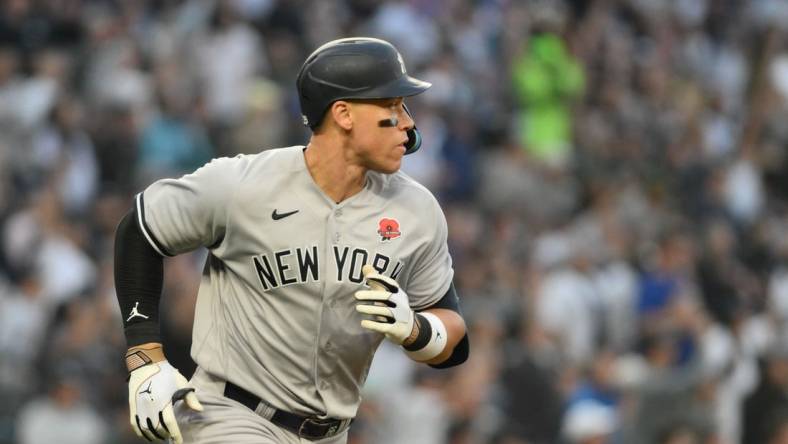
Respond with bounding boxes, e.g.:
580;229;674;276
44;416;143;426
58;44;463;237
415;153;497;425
317;207;337;397
332;208;342;242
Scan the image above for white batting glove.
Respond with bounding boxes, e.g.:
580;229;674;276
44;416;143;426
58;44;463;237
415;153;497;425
355;264;415;345
128;361;203;443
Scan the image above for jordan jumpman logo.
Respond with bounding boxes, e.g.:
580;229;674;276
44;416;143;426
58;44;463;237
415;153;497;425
126;302;150;322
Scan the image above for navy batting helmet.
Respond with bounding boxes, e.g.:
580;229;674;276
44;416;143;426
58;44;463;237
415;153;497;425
296;37;430;154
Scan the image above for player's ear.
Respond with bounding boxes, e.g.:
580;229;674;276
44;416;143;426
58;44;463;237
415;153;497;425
329;101;353;131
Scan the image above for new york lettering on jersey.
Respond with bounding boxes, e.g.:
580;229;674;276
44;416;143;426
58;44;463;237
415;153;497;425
251;246;404;291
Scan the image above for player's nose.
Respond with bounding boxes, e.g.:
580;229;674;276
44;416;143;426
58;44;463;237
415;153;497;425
397;105;415;131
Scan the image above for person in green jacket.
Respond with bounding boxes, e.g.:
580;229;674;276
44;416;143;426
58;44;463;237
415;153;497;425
512;32;585;167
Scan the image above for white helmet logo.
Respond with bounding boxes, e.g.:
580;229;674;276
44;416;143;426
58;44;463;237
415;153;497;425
397;52;406;74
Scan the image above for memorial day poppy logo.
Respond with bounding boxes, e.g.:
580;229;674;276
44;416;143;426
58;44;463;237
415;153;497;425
377;218;401;241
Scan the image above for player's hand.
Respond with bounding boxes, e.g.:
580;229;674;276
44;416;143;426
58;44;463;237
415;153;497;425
128;360;203;443
355;264;415;344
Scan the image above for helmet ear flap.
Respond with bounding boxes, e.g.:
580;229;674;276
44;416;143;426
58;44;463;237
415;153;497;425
403;104;421;155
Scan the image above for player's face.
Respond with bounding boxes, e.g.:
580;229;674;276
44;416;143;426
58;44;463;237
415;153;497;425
348;98;413;174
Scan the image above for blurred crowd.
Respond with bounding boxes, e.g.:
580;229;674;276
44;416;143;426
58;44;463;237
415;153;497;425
2;0;788;443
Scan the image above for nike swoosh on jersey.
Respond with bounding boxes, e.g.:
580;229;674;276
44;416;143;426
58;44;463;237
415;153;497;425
272;209;299;220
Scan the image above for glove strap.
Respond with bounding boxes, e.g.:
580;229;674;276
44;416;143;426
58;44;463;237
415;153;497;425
125;351;152;372
403;314;432;351
403;312;448;361
125;344;166;372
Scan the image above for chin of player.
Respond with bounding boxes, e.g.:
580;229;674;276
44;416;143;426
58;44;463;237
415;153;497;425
369;146;404;174
385;146;406;173
373;159;401;174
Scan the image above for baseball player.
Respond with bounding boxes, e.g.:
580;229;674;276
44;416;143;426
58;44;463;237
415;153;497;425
114;37;469;443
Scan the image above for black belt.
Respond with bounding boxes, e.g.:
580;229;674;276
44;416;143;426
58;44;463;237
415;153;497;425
223;381;346;440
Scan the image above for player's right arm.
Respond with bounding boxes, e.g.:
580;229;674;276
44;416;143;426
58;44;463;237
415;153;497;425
114;157;240;442
115;204;203;444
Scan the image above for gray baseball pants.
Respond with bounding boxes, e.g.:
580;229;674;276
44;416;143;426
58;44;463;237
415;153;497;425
174;367;349;444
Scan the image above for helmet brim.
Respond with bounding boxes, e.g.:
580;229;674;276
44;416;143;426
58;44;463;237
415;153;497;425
351;74;432;100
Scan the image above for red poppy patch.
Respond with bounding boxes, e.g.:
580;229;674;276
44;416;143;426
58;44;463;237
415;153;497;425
377;218;401;241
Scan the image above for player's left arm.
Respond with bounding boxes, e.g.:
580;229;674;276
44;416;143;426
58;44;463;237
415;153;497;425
355;193;469;367
355;266;469;368
418;283;468;368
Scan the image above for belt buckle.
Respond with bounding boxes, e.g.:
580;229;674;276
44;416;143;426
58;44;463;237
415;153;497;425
298;417;340;440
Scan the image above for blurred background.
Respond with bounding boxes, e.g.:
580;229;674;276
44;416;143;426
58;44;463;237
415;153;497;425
2;0;788;443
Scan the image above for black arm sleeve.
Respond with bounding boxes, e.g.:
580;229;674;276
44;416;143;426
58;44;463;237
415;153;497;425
114;206;164;347
429;333;469;369
421;282;470;369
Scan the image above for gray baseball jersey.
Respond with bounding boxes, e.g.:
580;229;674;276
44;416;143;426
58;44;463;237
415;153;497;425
136;145;453;419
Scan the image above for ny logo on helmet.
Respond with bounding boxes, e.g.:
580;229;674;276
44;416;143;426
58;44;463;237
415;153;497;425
397;53;406;74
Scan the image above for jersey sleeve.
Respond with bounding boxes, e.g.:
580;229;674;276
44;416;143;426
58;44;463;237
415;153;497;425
406;199;454;311
136;157;239;256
